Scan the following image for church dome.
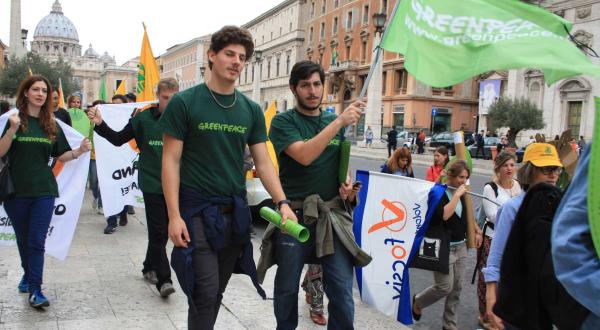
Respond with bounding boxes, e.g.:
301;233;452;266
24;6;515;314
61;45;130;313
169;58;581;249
84;44;99;58
33;1;79;42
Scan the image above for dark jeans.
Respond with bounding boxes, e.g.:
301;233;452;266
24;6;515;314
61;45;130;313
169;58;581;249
89;160;102;207
106;206;127;226
274;211;355;330
387;142;397;157
475;144;486;158
188;213;242;330
141;193;172;288
4;197;55;293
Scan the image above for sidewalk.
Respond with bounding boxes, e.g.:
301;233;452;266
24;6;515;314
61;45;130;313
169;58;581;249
0;191;408;330
351;144;495;176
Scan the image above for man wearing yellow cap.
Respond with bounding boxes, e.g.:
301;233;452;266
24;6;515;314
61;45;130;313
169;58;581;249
483;143;563;328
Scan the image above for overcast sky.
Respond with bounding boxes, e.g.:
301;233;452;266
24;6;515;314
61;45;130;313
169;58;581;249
1;0;284;64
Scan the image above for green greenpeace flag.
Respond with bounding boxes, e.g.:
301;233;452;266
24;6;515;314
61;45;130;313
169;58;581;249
99;79;107;102
590;97;600;258
380;0;600;87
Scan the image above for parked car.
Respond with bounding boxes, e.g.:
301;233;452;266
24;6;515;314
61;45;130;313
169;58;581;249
381;131;432;152
246;167;275;221
468;136;500;159
428;131;476;155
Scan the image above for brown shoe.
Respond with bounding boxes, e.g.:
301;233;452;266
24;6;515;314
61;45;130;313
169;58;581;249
310;311;327;326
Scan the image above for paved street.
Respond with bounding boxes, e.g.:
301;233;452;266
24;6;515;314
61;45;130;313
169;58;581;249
0;189;407;330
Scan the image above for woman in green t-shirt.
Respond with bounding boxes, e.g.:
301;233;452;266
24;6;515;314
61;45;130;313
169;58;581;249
0;75;91;309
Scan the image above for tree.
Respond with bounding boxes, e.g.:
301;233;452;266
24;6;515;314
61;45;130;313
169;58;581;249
0;52;80;97
487;97;545;147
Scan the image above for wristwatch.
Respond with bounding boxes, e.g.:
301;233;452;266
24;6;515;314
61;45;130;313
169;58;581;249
276;199;291;210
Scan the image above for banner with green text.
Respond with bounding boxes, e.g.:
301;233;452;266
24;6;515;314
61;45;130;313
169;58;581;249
381;0;600;87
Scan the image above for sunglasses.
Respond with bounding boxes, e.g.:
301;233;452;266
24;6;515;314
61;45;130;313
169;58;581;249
540;166;563;175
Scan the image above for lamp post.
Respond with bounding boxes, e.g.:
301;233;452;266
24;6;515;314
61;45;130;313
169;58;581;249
200;65;206;83
364;12;387;144
252;49;263;103
20;28;28;56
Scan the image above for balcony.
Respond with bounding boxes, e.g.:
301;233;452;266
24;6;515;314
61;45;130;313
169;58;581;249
329;60;359;73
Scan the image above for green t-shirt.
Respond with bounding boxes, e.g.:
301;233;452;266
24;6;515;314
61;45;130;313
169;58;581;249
269;108;343;201
158;83;267;196
2;117;71;197
131;105;164;195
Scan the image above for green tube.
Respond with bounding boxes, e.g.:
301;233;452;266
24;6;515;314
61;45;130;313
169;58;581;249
339;140;351;185
259;207;310;243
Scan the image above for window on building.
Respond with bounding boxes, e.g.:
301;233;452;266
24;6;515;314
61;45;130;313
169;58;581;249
346;45;351;60
115;79;122;92
271;31;273;40
276;56;280;76
346;11;353;29
311;2;315;17
280;27;283;36
529;82;541;108
567;101;582;137
267;58;271;78
244;67;248;84
394;69;408;93
383;0;388;13
286;53;291;74
382;71;387;95
309;27;314;41
333;17;338;35
289;22;293;31
360;40;367;63
393;105;405;131
320;22;325;39
322;0;326;14
363;5;370;25
319;52;324;64
251;65;254;82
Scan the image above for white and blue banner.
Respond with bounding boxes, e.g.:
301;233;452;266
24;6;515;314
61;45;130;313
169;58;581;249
353;170;446;325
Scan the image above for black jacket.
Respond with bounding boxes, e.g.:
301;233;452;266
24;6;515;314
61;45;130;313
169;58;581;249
494;183;589;330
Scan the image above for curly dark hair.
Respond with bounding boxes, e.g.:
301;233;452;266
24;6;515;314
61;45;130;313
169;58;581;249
208;25;254;70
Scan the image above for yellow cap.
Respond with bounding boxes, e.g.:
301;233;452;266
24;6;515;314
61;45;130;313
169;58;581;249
523;143;563;167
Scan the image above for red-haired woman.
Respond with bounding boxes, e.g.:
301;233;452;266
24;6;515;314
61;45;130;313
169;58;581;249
381;146;414;177
0;75;91;308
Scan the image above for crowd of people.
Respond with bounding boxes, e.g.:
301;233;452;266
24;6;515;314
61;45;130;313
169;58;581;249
0;23;597;330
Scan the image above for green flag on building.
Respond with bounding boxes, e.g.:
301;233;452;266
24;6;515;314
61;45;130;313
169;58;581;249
99;79;107;102
380;0;600;87
590;97;600;258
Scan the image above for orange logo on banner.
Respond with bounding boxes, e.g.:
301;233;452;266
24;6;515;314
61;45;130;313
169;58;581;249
368;199;408;234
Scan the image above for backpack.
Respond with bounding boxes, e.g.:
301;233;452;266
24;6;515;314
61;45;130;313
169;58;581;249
475;181;498;229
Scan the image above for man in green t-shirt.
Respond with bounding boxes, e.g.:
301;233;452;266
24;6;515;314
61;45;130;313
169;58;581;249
268;60;365;329
159;26;296;329
87;78;179;298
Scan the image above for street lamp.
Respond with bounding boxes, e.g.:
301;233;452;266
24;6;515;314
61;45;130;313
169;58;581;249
364;11;387;145
21;28;28;52
252;49;263;103
200;65;206;78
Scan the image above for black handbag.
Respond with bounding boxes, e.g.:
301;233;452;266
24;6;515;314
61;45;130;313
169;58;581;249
410;223;450;274
0;156;15;203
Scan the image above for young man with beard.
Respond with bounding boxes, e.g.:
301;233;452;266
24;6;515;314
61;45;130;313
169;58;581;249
51;90;71;126
159;26;296;329
265;60;371;329
87;78;179;297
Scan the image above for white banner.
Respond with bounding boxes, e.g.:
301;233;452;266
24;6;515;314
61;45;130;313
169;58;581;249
0;109;90;260
353;171;445;324
94;103;148;216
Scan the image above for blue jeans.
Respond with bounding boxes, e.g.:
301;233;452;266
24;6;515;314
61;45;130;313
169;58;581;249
274;211;354;330
4;197;55;293
89;160;101;207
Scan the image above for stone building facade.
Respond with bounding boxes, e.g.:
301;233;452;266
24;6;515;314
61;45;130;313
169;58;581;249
237;0;309;112
158;35;212;91
303;0;479;138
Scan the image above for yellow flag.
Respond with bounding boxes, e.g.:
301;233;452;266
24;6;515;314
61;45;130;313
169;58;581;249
265;101;279;171
115;80;126;96
57;78;65;109
136;23;160;102
28;67;33;76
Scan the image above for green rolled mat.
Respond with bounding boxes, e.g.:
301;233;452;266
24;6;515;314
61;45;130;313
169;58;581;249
259;207;310;243
339;140;351;185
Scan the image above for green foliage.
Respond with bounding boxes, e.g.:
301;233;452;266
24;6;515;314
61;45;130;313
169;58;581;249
488;97;545;147
0;52;80;97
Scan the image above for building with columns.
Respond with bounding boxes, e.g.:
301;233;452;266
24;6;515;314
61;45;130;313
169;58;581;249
478;0;599;144
158;35;212;91
237;0;309;112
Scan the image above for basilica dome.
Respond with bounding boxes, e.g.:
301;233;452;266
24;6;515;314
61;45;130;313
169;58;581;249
33;0;79;42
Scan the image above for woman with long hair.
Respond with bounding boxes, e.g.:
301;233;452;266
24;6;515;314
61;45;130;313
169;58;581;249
426;146;449;182
412;160;483;329
476;152;522;328
0;75;91;308
483;143;563;329
381;146;414;177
